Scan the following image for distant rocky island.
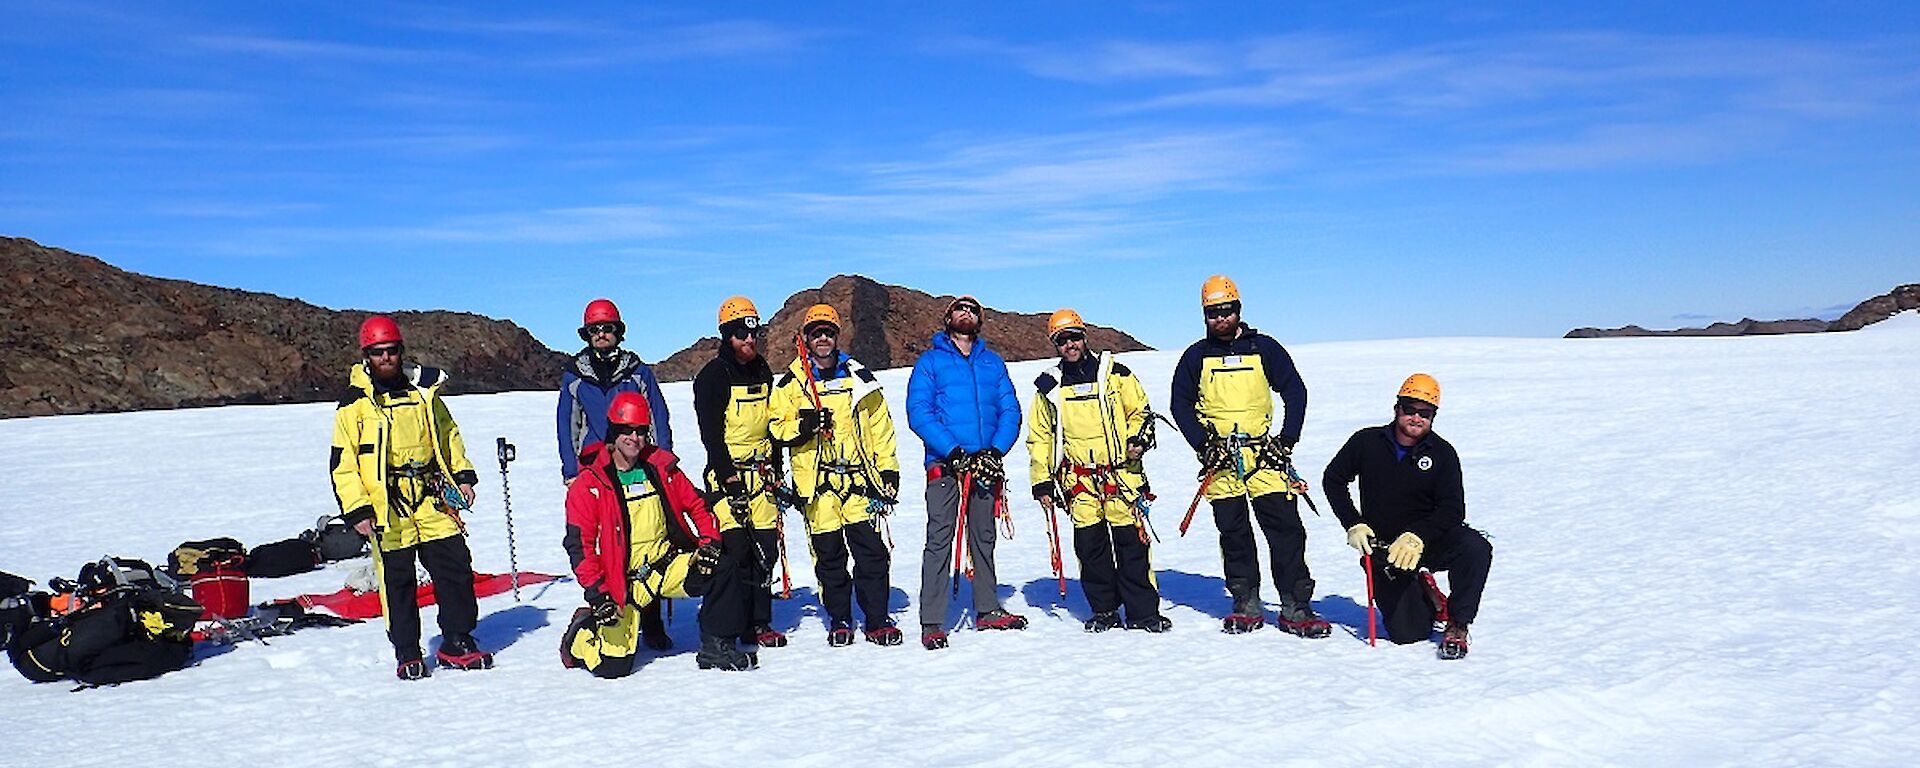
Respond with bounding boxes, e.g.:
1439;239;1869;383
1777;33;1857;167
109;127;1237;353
1566;284;1918;338
0;238;1152;417
0;237;567;418
652;274;1150;382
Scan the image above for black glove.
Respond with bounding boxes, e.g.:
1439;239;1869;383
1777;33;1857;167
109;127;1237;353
1277;434;1298;450
796;409;822;438
818;409;835;435
877;469;900;503
722;474;751;503
1031;480;1056;502
968;448;1005;481
693;540;723;579
589;596;620;626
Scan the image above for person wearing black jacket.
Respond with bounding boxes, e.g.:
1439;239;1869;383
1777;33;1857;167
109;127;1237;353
691;296;788;650
1170;275;1327;637
1322;373;1491;659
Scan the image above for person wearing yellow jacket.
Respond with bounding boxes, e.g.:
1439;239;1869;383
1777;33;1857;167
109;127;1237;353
769;304;906;647
329;316;493;680
1169;275;1331;638
692;296;789;650
1026;309;1171;633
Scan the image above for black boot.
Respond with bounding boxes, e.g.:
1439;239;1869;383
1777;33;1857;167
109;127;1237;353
640;601;672;651
695;634;758;671
1083;611;1121;633
434;635;494;670
1222;579;1264;634
1275;598;1331;639
1126;614;1172;633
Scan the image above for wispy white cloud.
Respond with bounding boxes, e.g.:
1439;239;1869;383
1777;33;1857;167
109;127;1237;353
183;34;468;64
529;20;835;67
150;201;322;219
758;129;1293;219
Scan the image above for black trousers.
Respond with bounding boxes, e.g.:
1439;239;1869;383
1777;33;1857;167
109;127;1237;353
1073;523;1160;621
380;535;478;662
1212;491;1313;606
718;526;779;635
698;540;752;639
1369;524;1493;643
812;523;892;629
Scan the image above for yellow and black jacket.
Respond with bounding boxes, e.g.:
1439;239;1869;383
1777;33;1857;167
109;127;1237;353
769;352;900;532
691;349;781;531
1026;352;1153;527
1169;324;1307;500
329;363;478;551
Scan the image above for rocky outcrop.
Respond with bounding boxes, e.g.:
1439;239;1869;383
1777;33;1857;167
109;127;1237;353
655;275;1151;380
0;237;567;418
1566;284;1917;338
1828;284;1920;332
1566;318;1832;338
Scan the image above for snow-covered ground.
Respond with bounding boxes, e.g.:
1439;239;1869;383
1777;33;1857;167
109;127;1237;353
3;315;1918;766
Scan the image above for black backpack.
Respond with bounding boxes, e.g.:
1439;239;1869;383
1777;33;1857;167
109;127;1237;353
302;515;370;562
77;557;175;597
166;537;247;579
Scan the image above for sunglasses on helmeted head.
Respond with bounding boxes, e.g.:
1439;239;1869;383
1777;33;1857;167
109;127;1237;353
607;424;651;441
1052;330;1086;347
1204;302;1240;320
727;324;767;341
806;325;839;340
364;344;402;359
1397;401;1437;420
584;322;621;337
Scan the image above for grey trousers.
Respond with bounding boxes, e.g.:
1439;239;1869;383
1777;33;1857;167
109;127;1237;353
918;474;1004;626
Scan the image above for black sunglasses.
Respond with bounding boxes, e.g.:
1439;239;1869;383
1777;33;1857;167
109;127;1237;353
807;325;839;340
727;325;767;341
1052;330;1086;347
951;303;981;317
1397;402;1437;420
364;344;403;359
607;424;652;441
1204;303;1239;319
584;322;621;336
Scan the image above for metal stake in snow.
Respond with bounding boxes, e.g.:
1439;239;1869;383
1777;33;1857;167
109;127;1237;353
495;437;521;601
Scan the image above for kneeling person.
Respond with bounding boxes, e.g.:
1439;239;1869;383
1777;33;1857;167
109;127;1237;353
770;304;904;646
1322;374;1492;659
562;393;756;675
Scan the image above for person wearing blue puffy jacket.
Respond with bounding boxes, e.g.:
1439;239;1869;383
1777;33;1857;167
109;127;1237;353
906;295;1026;650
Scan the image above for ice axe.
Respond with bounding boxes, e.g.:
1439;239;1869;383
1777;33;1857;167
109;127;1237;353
496;437;522;601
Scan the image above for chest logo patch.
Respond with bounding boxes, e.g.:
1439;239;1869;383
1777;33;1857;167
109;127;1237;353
1417;456;1433;471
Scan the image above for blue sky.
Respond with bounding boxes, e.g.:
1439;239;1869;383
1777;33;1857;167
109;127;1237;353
4;2;1917;359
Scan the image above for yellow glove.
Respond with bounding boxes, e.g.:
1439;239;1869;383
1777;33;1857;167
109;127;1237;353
1345;523;1376;555
1387;532;1425;570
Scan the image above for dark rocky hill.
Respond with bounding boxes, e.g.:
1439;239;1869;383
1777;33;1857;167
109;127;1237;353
655;275;1151;380
0;237;567;418
1566;284;1917;338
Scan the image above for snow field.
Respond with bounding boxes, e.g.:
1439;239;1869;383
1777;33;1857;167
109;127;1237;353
2;317;1917;766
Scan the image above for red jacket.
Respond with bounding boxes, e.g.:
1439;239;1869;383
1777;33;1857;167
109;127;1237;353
562;442;717;607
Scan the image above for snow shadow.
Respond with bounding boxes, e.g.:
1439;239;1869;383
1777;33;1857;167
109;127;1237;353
772;586;914;630
462;603;551;653
1154;569;1231;620
769;586;822;632
1312;593;1380;644
1019;577;1089;622
940;581;1019;627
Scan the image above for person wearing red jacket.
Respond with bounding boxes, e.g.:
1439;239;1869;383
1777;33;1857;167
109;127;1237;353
560;392;757;675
